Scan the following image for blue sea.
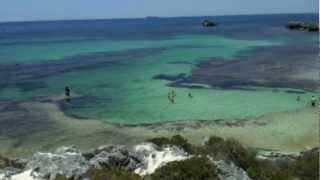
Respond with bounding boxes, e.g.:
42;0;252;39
0;13;318;124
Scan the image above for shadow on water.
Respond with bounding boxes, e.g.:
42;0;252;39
0;48;166;92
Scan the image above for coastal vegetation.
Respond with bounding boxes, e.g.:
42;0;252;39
148;157;219;180
1;135;318;180
85;168;141;180
55;168;141;180
148;135;319;180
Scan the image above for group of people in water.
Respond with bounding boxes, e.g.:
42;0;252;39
166;89;318;107
167;89;193;104
296;95;318;107
64;86;318;107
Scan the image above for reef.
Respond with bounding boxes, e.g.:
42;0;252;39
0;48;165;92
154;44;319;92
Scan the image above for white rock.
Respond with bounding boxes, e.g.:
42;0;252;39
213;160;252;180
26;151;88;180
134;143;191;176
1;170;38;180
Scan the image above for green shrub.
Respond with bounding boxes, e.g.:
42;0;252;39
55;168;141;180
204;136;297;180
85;168;141;180
147;137;171;147
55;175;69;180
246;149;319;180
0;156;8;169
292;149;319;180
149;157;219;180
147;135;194;153
246;160;294;180
205;137;256;168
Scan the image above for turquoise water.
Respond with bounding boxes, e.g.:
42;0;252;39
0;15;317;124
0;35;277;64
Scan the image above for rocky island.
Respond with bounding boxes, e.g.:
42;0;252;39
202;20;218;27
287;21;319;32
0;135;318;180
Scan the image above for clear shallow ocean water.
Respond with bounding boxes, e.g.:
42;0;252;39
0;14;318;124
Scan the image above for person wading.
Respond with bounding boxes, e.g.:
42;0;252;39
310;95;317;107
65;86;71;102
168;89;176;104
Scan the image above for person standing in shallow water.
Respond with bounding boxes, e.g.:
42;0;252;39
168;92;172;103
310;95;317;107
171;90;176;98
65;86;71;102
168;89;176;104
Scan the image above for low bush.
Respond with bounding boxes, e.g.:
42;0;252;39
147;135;194;153
149;157;219;180
55;168;141;180
85;168;141;180
292;148;319;180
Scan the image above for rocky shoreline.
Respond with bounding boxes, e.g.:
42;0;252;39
0;135;318;180
0;143;190;179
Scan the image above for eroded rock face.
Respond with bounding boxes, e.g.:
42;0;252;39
5;144;314;180
88;143;191;176
89;145;141;171
213;160;252;180
25;146;89;180
0;144;190;179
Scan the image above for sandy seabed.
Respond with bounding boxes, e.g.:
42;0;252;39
0;98;318;157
